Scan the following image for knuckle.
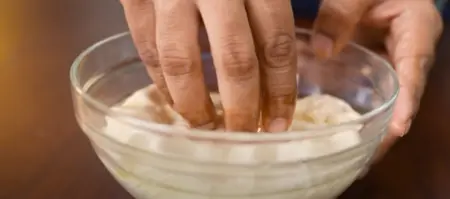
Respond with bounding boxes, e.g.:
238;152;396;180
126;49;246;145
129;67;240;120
219;39;258;81
136;42;159;68
263;33;296;69
159;45;195;76
265;81;297;99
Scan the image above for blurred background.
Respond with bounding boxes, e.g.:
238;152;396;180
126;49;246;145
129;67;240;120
2;0;450;199
0;1;132;198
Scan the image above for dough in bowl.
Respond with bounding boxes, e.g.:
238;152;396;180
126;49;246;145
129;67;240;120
99;85;365;199
104;85;362;160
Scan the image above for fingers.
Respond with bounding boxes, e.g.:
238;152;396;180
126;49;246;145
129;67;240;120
147;85;175;124
367;1;442;137
246;0;296;132
197;0;260;132
366;1;442;60
391;56;430;137
312;0;375;58
120;0;172;104
154;0;216;128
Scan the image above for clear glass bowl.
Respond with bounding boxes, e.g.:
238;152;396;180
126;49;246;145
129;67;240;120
70;28;399;199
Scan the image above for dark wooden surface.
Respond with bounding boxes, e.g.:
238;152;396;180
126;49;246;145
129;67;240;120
1;0;450;198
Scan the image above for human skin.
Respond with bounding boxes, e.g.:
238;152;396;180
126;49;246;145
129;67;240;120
120;0;443;160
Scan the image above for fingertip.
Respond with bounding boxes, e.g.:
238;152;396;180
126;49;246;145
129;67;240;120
266;117;289;133
224;111;260;132
389;119;412;137
261;96;296;133
311;32;334;59
175;97;217;129
313;0;374;58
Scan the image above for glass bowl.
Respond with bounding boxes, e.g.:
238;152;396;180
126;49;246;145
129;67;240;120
70;28;398;199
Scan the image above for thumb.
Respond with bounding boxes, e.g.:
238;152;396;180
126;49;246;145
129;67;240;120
390;57;428;137
371;1;442;136
312;0;375;58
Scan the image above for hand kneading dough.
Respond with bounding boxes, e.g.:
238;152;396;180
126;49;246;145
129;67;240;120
104;85;362;160
101;85;365;198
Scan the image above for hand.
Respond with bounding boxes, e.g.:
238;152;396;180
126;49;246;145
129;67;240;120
312;0;443;161
120;0;297;132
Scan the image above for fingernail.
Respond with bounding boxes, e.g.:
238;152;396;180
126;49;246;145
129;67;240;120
268;118;288;133
311;32;333;59
401;120;412;137
391;120;412;137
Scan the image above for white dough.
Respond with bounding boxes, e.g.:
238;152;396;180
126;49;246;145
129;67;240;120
98;85;368;199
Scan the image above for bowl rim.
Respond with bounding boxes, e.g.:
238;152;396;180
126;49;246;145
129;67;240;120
70;27;399;160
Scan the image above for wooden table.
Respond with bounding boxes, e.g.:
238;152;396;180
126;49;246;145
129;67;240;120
1;0;450;198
